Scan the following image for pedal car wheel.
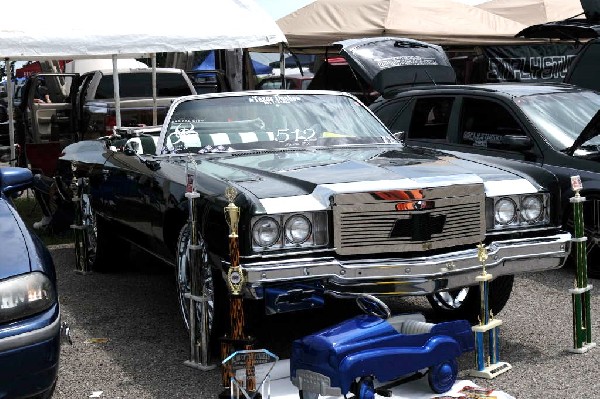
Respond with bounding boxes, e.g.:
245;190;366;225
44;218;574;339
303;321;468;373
426;275;514;323
428;358;458;394
298;390;319;399
176;224;227;354
354;376;375;399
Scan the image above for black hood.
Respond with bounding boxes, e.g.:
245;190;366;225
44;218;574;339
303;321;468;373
197;145;535;202
335;37;456;95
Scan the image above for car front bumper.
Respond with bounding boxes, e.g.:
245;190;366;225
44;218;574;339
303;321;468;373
241;233;571;298
0;305;61;399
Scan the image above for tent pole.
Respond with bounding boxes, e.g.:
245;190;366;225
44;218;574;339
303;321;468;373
151;53;157;126
112;55;121;130
279;43;285;88
6;58;15;166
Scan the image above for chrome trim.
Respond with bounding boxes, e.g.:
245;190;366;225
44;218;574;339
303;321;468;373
483;179;537;196
292;369;342;397
240;233;571;297
332;183;486;255
485;225;558;236
0;316;61;353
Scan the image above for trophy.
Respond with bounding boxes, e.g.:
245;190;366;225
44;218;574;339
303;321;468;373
222;349;279;399
183;157;216;371
568;175;596;353
468;243;511;379
220;186;265;399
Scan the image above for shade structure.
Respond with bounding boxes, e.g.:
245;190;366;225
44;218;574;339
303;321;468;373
277;0;585;48
476;0;584;27
0;0;286;60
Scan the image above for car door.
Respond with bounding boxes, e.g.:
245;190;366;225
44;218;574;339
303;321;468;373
403;95;543;163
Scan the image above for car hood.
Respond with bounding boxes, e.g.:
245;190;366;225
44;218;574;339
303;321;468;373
0;199;31;278
198;145;540;212
335;37;456;94
568;108;600;156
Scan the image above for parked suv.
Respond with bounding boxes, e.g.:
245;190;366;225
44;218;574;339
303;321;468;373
370;82;600;276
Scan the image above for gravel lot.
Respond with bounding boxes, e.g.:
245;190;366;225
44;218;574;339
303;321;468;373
51;245;600;399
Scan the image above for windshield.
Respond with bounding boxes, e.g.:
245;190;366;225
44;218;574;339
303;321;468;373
160;93;393;154
516;91;600;151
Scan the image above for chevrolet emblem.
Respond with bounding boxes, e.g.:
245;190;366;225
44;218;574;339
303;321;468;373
390;213;446;241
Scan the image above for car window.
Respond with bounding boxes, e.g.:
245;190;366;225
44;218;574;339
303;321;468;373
459;98;523;149
408;97;454;140
373;99;411;133
95;73;192;99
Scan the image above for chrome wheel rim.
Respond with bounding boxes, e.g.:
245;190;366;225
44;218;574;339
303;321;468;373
176;227;215;335
81;193;97;267
431;288;469;310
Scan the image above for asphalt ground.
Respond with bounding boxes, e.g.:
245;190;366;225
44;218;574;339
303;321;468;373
50;244;600;399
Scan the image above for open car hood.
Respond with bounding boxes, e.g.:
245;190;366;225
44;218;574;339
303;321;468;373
516;19;600;40
568;108;600;156
335;37;456;95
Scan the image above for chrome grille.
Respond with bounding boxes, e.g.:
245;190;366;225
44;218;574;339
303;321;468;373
333;184;485;255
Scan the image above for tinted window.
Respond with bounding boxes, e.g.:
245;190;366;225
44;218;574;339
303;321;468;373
95;72;192;99
408;97;454;140
373;99;410;132
459;98;522;148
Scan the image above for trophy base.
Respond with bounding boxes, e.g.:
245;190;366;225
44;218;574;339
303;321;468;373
183;360;216;371
467;361;512;379
218;388;262;399
569;341;597;354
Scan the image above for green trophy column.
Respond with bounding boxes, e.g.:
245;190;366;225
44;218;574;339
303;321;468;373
568;175;596;354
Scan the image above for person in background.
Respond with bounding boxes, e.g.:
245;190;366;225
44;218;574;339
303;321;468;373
32;174;54;229
33;79;51;104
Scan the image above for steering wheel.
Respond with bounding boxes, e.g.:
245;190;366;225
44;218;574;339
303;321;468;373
356;294;391;319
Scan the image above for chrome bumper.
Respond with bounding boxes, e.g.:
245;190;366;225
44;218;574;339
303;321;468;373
242;233;571;297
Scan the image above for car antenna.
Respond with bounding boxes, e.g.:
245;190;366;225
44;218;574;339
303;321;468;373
424;69;437;85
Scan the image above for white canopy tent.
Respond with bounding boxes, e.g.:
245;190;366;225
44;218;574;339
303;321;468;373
2;0;287;163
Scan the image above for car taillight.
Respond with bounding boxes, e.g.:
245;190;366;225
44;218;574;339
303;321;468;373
104;115;117;133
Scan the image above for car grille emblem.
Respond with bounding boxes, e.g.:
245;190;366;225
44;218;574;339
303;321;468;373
390;213;446;241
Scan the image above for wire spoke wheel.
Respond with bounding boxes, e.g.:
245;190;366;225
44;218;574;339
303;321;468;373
176;225;216;350
80;192;97;268
430;288;469;310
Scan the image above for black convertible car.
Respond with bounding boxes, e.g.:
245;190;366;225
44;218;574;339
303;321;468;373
58;90;570;352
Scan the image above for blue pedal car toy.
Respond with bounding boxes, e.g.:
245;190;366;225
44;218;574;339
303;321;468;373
290;295;474;399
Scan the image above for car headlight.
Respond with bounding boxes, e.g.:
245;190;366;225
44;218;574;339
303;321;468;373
252;216;280;247
251;212;328;252
0;272;56;324
285;215;311;244
489;193;549;230
495;198;517;225
521;195;543;222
